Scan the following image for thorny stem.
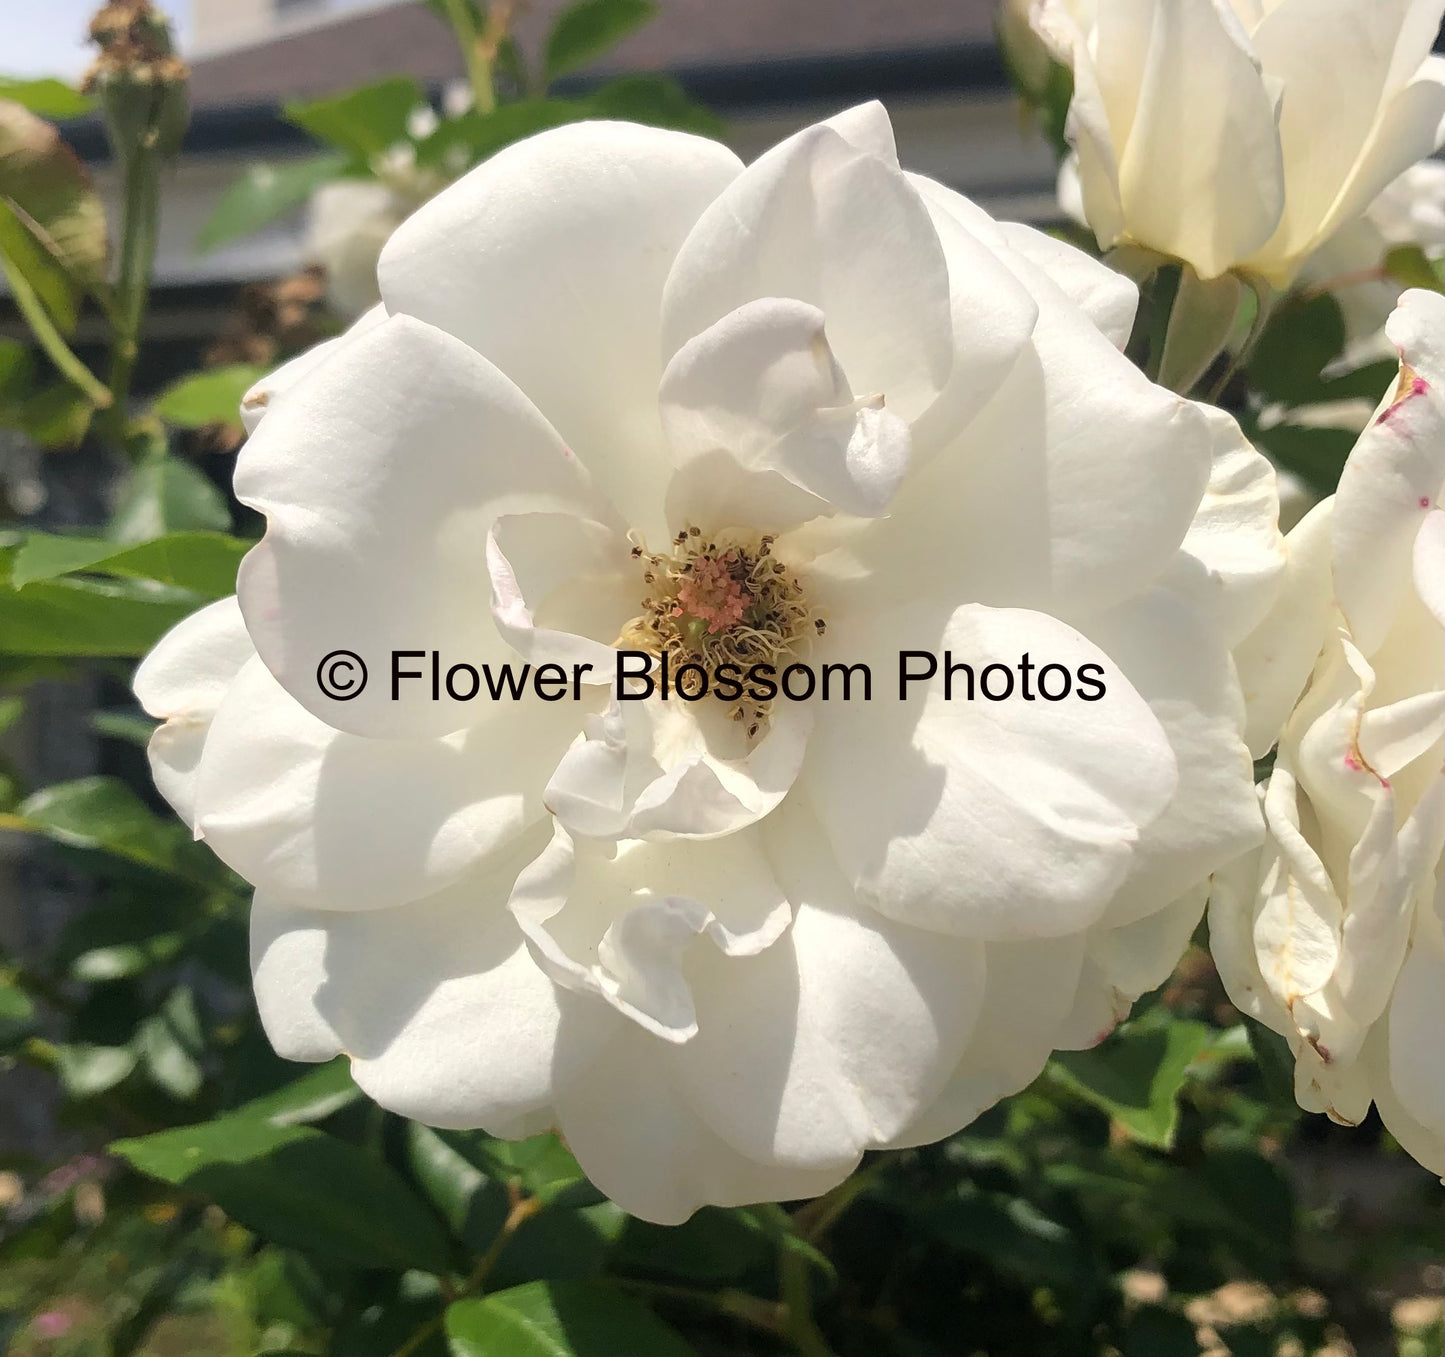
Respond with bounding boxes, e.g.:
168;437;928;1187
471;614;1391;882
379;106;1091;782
0;251;112;410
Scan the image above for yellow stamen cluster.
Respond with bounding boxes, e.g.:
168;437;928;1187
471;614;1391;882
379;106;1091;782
618;526;819;734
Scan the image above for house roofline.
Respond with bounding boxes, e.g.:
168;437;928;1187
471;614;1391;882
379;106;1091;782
60;40;1009;162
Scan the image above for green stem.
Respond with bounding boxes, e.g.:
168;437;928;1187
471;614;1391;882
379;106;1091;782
387;1191;541;1357
102;139;162;450
753;1203;841;1357
779;1241;840;1357
791;1155;891;1241
0;249;112;409
614;1279;786;1333
440;0;497;114
1143;264;1182;386
1206;277;1277;405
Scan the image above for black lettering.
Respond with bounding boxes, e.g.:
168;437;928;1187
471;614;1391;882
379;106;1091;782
675;662;709;700
821;662;870;701
1038;662;1072;700
943;651;975;700
1076;663;1107;701
899;650;937;699
747;664;778;702
533;663;568;701
1019;651;1036;701
483;663;530;701
714;663;743;702
392;650;425;701
781;663;815;701
445;663;480;701
617;650;655;699
980;663;1014;700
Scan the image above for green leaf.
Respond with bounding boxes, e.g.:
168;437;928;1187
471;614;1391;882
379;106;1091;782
586;76;724;138
1247;293;1347;405
14;378;95;447
491;1203;627;1290
0;198;79;334
407;1124;509;1249
1383;244;1445;294
1245;1019;1297;1102
0;694;21;737
55;1041;138;1097
1250;419;1356;501
153;364;266;428
0;336;36;407
0;554;202;657
110;450;233;542
0;98;109;301
0;78;93;121
61;900;187;981
1050;1014;1213;1148
285;78;424;160
111;1117;452;1272
234;1059;362;1126
617;1208;770;1283
0;979;38;1049
135;986;206;1100
924;1187;1093;1297
10;776;221;883
545;0;656;83
91;710;159;745
198;153;349;253
12;530;249;597
445;1282;695;1357
414;101;591;172
461;1130;593;1206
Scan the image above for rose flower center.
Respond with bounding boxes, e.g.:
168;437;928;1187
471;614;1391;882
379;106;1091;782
617;526;820;735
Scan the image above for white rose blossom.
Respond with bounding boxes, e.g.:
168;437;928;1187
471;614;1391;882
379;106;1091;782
1036;0;1445;284
1212;289;1444;1175
138;105;1283;1223
1299;160;1445;371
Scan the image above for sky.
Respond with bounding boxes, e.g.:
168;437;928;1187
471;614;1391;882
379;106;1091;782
3;0;195;79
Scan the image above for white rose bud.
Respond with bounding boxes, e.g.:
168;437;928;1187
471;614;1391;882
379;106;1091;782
1035;0;1445;284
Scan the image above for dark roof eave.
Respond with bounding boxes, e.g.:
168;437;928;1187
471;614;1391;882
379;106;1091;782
59;40;1008;162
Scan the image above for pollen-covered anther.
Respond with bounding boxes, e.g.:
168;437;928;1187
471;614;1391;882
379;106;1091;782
617;525;816;728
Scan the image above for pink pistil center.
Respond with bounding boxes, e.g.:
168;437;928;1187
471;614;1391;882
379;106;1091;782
672;553;751;635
